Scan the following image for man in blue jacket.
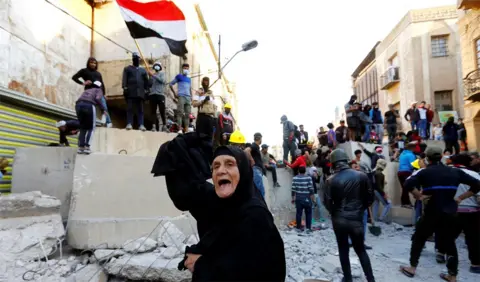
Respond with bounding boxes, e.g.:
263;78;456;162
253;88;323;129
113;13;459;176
397;142;417;208
369;102;383;144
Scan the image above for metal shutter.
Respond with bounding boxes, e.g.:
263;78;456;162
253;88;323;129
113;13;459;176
0;103;78;193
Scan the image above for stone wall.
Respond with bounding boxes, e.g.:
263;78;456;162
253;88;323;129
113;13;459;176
0;0;92;110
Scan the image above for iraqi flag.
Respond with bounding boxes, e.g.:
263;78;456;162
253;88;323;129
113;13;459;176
116;0;188;57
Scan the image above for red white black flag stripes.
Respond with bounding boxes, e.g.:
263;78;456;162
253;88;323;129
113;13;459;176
116;0;188;57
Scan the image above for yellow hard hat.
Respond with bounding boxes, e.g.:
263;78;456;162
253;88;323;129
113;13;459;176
229;130;245;144
224;103;232;109
411;159;420;170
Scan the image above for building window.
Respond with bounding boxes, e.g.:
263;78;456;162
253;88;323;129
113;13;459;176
476;38;480;69
431;35;449;57
434;90;453;111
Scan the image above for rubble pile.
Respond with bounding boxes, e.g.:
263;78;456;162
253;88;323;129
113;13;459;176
0;192;195;281
282;221;477;282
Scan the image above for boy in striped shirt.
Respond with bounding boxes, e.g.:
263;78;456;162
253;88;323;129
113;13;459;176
292;166;315;232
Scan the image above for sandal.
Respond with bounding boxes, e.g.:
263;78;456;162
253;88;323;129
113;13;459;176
439;273;456;282
399;266;415;278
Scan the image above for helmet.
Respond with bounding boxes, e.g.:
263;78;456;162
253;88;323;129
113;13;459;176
411;159;420;170
229;130;246;144
189;113;195;119
307;141;314;148
224;103;232;109
329;149;349;163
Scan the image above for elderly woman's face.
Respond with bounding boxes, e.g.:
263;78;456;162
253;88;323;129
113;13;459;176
212;155;240;198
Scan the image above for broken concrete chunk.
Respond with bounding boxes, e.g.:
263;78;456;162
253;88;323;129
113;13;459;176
157;221;186;248
94;249;126;261
69;264;108;282
161;246;184;259
0;214;65;262
0;191;61;218
122;237;157;253
105;253;191;282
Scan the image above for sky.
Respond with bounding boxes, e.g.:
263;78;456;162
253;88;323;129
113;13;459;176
199;0;456;147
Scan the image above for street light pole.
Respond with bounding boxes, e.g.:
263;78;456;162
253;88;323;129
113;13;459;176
209;40;258;88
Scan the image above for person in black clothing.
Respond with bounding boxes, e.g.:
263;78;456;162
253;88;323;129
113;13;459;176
245;133;267;198
458;118;468;151
384;104;399;143
335;120;349;144
72;57;111;127
324;149;375;282
357;142;385;170
56;120;80;147
298;124;309;150
404;102;419;131
151;135;286;281
399;146;480;282
122;52;149;131
443;117;460;154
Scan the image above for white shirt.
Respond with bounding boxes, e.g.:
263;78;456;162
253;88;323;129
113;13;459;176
418;108;427;120
192;95;215;102
434;127;443;137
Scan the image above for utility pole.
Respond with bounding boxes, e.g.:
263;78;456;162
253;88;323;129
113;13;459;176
218;35;222;80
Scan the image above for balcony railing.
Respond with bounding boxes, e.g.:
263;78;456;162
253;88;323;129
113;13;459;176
463;69;480;102
458;0;480;10
380;67;400;90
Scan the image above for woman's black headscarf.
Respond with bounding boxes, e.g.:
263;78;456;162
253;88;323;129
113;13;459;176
212;146;255;215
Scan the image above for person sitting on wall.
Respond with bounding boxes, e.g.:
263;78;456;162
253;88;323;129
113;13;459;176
56;120;80;147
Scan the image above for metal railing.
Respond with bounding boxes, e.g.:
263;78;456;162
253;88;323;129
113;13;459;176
463;69;480;101
380;67;400;90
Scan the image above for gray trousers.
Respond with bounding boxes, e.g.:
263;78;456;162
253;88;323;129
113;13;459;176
283;139;296;162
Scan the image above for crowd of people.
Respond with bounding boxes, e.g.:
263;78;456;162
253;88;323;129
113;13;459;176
54;54;236;154
46;54;480;281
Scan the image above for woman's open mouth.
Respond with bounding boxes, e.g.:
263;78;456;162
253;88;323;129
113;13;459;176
218;179;232;190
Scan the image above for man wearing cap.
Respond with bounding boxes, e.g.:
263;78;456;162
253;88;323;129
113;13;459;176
245;133;266;197
218;103;235;146
400;146;480;281
170;63;192;133
280;115;297;163
384;104;399;143
261;144;281;187
147;61;167;132
358;143;385;170
122;52;149;131
56;120;80;147
324;149;376;282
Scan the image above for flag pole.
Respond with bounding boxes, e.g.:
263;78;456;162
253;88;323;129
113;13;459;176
133;39;151;73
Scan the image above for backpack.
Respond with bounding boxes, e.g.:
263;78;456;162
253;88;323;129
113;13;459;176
335;127;346;143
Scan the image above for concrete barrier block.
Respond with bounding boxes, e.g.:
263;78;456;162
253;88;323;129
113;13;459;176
11;147;77;220
91;128;176;157
390;206;415;226
67;153;189;249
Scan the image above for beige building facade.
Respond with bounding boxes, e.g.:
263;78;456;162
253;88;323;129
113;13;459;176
376;6;463;132
352;42;381;107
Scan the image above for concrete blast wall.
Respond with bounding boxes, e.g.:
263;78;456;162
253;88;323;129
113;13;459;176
11;147;78;220
67;153;195;249
91;128;177;157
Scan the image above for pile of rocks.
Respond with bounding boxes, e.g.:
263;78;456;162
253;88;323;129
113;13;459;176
0;192;195;282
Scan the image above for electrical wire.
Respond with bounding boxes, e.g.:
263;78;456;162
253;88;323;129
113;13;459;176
44;0;134;54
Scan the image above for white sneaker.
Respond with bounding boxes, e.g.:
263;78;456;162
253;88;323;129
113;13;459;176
83;148;91;155
139;125;146;132
106;123;112;128
152;128;157;132
126;124;133;130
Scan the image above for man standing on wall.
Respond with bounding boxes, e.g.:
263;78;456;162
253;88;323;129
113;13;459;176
170;63;192;133
218;103;235;146
404;102;419;131
122;52;149;131
281;115;297;163
426;104;435;140
345;95;359;141
384;104;399;143
370;102;383;144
